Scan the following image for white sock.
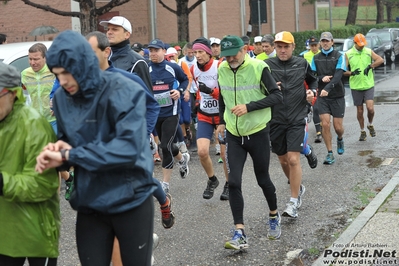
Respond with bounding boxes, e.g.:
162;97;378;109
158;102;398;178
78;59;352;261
290;197;298;206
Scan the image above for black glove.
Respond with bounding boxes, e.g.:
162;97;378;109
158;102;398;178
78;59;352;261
198;82;213;94
363;65;372;76
351;68;361;76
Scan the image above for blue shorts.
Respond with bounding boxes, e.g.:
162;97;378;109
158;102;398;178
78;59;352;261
196;120;217;140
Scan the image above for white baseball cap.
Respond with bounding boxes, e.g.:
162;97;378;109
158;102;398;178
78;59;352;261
209;37;221;45
99;16;132;34
254;36;263;43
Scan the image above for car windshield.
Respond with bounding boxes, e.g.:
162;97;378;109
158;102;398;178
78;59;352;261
368;32;390;42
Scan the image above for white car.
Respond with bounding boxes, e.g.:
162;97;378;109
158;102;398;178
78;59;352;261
0;41;52;72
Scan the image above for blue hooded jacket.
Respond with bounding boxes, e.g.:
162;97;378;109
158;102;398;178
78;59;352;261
46;31;156;214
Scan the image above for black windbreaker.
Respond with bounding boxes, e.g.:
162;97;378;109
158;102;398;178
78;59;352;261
266;56;317;124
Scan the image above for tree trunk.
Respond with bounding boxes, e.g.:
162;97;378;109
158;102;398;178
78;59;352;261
376;0;384;24
248;0;259;37
385;2;393;23
176;0;189;42
345;0;358;25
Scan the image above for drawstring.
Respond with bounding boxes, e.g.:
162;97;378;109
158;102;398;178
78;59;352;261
241;135;250;145
44;258;49;266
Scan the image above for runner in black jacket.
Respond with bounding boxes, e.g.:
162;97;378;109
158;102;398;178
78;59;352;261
100;16;153;93
266;31;318;219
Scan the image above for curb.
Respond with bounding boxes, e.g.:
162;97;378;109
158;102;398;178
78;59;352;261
312;170;399;266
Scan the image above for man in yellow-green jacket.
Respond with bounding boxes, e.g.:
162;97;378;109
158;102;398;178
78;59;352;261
0;62;60;265
21;43;56;132
344;33;384;141
217;35;283;249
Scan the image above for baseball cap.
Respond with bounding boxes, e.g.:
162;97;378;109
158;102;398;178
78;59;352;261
166;47;178;56
254;36;263;43
99;16;132;34
0;62;20;88
220;35;244;57
320;32;333;41
308;36;319;45
131;42;144;52
174;45;181;51
209;37;221;45
241;35;250;45
353;33;367;47
274;31;295;44
148;39;166;49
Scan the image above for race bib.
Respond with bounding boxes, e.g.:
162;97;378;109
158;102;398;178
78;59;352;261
154;91;173;107
200;93;218;114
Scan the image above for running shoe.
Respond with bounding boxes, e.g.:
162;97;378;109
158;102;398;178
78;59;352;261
305;144;318;169
367;125;376;137
282;201;298;218
215;144;221;155
267;212;282;240
220;182;229;201
297;184;306;208
203;177;219;199
323;153;335;165
337;137;344;155
315;132;322;143
218;157;223;164
160;194;175;229
359;130;367;141
224;229;248;250
178;153;190;179
153;153;162;163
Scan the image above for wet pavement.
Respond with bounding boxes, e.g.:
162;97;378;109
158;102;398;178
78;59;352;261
55;68;399;266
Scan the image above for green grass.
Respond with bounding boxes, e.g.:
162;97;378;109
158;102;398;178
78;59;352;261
317;5;398;29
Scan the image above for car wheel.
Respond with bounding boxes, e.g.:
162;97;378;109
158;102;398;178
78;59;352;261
390;49;396;62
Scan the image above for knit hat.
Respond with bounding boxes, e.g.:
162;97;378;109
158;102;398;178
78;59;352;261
192;37;212;55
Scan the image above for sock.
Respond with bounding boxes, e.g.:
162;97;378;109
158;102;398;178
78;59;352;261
236;228;245;235
290;197;298;206
161;196;169;208
269;212;278;218
337;137;343;141
306;147;312;156
209;175;217;182
360;128;365;132
225;181;229;186
328;150;333;154
179;156;185;163
368;123;372;126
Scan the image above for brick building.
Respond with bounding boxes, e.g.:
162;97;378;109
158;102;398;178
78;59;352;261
0;0;316;45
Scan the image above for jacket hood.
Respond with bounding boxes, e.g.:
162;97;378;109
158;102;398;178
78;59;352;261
46;30;100;97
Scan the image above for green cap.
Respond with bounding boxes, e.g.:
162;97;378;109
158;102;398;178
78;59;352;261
220;35;244;57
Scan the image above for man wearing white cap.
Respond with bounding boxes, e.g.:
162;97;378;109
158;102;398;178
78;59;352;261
209;37;222;59
253;35;264;57
100;16;152;92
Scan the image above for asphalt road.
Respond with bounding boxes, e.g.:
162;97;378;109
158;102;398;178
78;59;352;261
56;66;399;266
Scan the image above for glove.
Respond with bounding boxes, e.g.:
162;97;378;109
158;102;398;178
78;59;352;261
363;65;372;76
198;82;213;94
351;68;361;76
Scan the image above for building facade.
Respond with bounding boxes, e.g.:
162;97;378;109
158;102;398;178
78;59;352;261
0;0;316;44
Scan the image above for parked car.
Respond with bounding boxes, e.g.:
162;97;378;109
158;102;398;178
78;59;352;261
333;38;354;53
0;41;52;72
364;35;387;65
366;28;399;62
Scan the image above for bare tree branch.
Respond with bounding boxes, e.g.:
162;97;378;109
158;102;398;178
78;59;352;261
96;0;131;15
188;0;205;13
21;0;83;17
158;0;176;14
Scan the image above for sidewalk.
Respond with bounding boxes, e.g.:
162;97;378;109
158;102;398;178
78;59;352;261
313;75;399;266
